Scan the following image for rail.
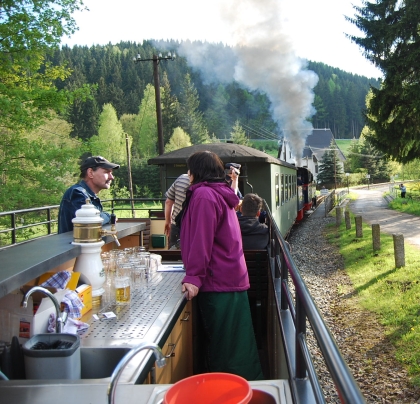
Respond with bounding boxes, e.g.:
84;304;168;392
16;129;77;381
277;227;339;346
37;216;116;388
264;201;365;403
0;199;165;248
0;206;59;247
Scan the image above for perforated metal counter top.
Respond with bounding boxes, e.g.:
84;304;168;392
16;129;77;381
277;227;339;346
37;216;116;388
78;271;185;346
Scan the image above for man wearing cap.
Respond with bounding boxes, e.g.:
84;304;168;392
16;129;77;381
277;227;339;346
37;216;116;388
58;156;120;234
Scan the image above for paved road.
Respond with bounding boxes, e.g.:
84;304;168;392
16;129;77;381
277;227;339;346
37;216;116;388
347;186;420;249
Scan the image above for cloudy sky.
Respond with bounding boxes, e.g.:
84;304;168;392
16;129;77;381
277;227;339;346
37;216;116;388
63;0;381;79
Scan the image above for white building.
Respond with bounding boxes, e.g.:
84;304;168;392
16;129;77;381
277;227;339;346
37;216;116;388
279;128;346;183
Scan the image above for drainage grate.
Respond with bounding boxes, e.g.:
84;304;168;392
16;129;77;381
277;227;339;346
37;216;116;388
79;272;183;341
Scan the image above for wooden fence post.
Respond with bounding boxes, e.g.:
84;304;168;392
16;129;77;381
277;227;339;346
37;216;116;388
393;233;405;268
355;216;363;238
372;224;380;252
345;211;351;230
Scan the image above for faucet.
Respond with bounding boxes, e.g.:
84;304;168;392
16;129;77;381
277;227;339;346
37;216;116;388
101;213;120;247
107;342;166;404
22;286;66;334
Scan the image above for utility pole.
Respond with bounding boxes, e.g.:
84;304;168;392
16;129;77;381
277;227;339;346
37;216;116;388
125;134;135;218
133;52;176;155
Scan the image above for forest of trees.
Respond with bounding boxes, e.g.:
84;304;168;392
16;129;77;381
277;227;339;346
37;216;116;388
0;38;382;212
0;1;385;213
57;41;380;143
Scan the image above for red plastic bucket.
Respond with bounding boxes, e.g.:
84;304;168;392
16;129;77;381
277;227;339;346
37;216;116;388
163;372;252;404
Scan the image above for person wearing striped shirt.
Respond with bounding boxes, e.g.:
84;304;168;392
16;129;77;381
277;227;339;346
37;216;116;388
164;174;191;248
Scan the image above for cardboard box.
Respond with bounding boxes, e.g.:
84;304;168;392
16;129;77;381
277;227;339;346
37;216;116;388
75;284;92;319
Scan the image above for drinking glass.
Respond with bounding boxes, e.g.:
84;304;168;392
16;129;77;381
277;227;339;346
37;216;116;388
139;252;151;280
115;262;131;305
129;257;144;291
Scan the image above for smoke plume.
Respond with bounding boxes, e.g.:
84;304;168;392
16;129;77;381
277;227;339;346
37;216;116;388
176;0;319;160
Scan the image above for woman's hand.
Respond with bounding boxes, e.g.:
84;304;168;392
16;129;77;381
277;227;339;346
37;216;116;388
182;282;199;300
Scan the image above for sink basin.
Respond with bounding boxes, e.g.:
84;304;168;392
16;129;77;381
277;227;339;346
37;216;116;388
80;347;131;379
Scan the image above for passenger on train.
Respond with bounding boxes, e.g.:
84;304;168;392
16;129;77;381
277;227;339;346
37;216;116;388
58;156;120;234
180;151;264;381
164;173;190;249
169;168;242;248
238;193;269;250
225;162;242;198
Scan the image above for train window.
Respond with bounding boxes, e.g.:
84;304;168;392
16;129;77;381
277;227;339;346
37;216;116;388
281;174;284;205
293;175;297;196
275;173;280;209
285;175;289;201
289;175;292;199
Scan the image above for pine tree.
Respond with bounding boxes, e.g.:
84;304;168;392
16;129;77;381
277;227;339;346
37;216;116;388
348;0;420;162
161;72;180;146
177;73;209;144
317;141;344;187
204;85;231;138
230;120;249;146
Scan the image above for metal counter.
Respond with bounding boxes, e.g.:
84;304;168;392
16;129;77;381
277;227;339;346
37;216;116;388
0;380;292;404
0;222;145;298
78;270;187;384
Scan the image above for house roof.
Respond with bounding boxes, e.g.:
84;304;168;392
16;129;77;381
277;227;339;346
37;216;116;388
302;129;346;162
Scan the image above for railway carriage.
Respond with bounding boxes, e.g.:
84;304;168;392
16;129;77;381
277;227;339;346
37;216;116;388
148;143;298;235
148;143;312;237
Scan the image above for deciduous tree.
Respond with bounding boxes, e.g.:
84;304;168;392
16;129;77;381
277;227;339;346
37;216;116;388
164;127;192;153
133;84;158;159
0;0;87;131
0;115;83;210
89;103;127;164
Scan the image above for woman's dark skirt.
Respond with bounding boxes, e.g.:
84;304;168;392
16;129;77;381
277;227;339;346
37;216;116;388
196;290;264;381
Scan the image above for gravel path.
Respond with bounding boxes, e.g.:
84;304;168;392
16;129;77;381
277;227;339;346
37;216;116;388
287;206;420;403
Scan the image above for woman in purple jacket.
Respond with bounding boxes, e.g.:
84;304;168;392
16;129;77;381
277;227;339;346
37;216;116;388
180;150;263;380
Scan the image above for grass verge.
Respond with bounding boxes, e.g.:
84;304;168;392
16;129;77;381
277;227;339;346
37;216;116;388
325;210;420;386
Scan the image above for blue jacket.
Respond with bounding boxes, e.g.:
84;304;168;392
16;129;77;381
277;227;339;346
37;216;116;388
57;180;110;234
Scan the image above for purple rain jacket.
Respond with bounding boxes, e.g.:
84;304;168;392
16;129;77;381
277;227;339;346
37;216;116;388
180;181;249;292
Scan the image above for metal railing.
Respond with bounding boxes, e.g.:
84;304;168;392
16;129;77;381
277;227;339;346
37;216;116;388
264;201;365;403
0;206;59;247
0;199;166;249
323;190;335;217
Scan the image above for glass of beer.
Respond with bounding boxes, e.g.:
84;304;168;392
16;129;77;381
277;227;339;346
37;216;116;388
115;262;131;305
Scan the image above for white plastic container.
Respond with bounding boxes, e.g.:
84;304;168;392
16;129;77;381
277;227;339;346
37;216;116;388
23;333;81;380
